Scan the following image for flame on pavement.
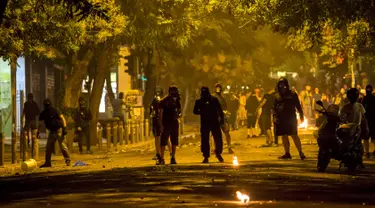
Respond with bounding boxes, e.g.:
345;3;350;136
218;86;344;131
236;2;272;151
236;191;250;203
297;115;308;129
232;156;239;166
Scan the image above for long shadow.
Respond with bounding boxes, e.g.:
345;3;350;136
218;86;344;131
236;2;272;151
1;160;375;207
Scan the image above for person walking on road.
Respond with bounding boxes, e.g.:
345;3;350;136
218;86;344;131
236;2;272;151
22;93;40;149
246;90;259;138
150;87;172;164
194;86;225;163
38;98;71;168
159;85;182;165
212;83;234;154
256;88;275;146
274;78;306;160
74;97;92;154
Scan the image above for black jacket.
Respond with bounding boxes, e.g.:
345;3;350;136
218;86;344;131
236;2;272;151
74;107;92;128
193;95;224;126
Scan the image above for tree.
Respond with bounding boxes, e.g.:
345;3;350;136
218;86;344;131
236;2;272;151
0;0;109;24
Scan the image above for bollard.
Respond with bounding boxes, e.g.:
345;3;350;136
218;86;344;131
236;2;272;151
11;132;16;164
0;132;4;166
106;123;112;150
124;120;130;145
112;121;118;149
135;120;140;143
22;133;28;161
140;120;145;142
98;126;103;149
144;119;149;139
31;136;39;160
118;121;124;146
130;120;134;144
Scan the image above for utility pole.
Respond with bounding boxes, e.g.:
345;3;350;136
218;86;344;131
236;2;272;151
350;48;356;88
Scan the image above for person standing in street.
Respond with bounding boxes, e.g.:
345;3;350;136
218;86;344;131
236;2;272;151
256;88;275;146
159;85;182;165
361;84;375;158
246;90;259;138
194;86;224;163
22;93;40;148
238;91;247;127
150;87;172;164
113;92;127;124
212;83;234;154
74;97;92;154
227;93;240;130
38;98;71;168
300;85;312;124
312;87;322;123
274;78;306;160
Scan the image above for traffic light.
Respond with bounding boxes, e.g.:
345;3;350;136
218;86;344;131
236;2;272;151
123;57;132;75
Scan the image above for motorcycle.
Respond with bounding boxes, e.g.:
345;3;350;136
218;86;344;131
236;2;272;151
315;101;364;172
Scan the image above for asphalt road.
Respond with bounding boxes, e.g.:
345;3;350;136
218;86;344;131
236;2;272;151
1;128;375;208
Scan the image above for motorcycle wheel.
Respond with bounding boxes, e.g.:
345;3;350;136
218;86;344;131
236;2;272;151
317;150;331;172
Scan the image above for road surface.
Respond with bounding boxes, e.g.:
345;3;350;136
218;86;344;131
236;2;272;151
1;128;375;207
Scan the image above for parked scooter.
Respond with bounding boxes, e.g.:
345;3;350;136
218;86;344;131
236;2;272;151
315;101;363;172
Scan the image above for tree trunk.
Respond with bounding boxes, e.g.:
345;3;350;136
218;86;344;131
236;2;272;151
89;41;118;145
105;73;115;106
10;57;17;157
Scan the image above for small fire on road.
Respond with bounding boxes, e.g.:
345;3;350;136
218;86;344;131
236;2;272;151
236;191;250;204
232;156;239;166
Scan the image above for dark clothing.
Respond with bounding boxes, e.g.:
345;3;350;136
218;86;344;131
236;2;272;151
274;91;303;136
150;96;162;137
201;124;223;158
160;96;182;126
74;107;92;129
260;113;272;130
247;116;257;128
39;107;63;132
150;96;162;119
194;95;224;158
45;129;70;165
77;127;91;152
261;93;274;115
245;95;258;117
193;96;224;126
227;97;240;113
362;95;375;123
161;121;179;146
152;117;162;137
23;101;40;121
24;120;37;131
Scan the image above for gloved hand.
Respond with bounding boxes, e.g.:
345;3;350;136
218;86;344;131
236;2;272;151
62;127;68;136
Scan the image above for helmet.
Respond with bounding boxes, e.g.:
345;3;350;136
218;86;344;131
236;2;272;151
27;93;33;100
155;86;163;97
168;85;179;97
215;83;223;93
347;88;359;103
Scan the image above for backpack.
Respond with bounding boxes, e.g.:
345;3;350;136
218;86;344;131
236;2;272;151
48;115;63;131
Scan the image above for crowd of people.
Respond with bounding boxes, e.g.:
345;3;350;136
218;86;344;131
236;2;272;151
22;75;375;168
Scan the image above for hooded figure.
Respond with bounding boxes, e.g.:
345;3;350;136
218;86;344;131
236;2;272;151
22;93;40;148
194;86;225;163
274;78;306;160
74;97;92;154
38;98;71;168
158;85;182;165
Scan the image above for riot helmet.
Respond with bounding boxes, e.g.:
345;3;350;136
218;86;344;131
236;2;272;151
43;98;52;109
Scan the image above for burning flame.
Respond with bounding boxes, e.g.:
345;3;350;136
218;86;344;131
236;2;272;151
232;156;239;166
236;191;250;203
297;115;308;129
